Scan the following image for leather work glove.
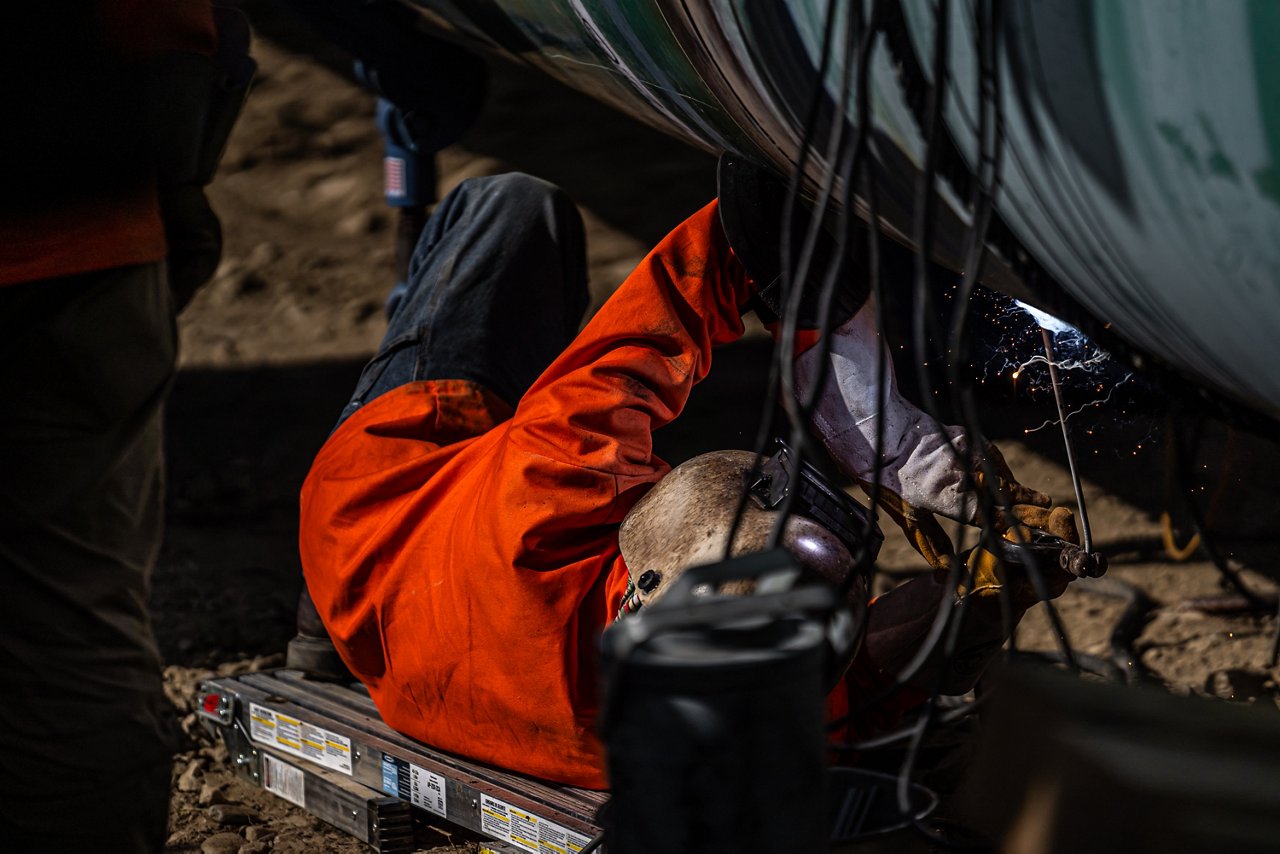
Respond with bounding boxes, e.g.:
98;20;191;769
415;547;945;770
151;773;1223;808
715;154;1076;568
790;295;1077;572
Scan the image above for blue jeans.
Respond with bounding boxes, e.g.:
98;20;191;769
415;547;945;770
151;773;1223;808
335;173;588;431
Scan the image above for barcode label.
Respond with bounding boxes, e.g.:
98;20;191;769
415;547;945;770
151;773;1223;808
262;753;306;809
380;753;448;817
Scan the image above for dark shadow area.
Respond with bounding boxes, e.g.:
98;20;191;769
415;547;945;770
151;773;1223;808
156;358;364;665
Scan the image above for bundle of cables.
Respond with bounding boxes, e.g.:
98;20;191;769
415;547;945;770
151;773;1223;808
718;0;1088;844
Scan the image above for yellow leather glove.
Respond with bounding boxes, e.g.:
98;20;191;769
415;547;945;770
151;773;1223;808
958;527;1076;609
861;441;1078;574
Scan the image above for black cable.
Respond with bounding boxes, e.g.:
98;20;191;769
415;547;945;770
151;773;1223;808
935;0;1077;671
770;0;877;552
903;564;984;849
893;5;1069;845
830;0;983;730
721;0;843;563
846;689;986;751
844;16;892;599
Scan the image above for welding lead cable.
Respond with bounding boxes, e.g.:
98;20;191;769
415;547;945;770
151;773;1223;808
938;0;1072;670
901;542;988;848
848;690;988;751
833;0;974;733
775;0;861;423
795;1;880;424
767;0;872;553
830;0;1037;744
795;1;888;437
918;0;1078;675
721;0;844;563
942;0;1021;655
891;6;1065;842
770;1;881;552
826;28;898;754
845;8;892;592
903;0;991;671
832;0;971;727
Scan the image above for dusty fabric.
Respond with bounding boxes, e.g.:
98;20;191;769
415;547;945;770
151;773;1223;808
794;295;977;524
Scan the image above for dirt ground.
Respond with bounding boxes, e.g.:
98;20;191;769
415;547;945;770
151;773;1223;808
158;8;1280;853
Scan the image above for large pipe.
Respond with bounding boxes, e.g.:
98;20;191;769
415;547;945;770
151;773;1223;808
400;0;1280;424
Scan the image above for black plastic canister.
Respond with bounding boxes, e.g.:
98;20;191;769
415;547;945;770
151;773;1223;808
601;552;836;854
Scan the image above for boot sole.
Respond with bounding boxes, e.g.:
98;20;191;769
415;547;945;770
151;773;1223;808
285;634;355;682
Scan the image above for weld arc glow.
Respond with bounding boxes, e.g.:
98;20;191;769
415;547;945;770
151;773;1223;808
1014;300;1077;337
1000;300;1136;437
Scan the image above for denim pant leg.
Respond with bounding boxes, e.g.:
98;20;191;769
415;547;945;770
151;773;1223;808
334;172;587;432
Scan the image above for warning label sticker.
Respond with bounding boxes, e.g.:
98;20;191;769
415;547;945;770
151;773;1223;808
248;703;353;775
507;804;540;852
480;795;521;850
380;753;447;818
478;794;591;854
535;819;593;854
262;753;306;809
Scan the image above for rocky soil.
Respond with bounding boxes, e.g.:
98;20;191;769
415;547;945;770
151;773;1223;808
156;6;1280;852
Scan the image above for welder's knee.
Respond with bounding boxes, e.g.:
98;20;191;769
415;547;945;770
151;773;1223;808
458;171;575;222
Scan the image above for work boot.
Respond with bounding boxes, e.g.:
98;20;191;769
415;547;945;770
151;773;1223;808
285;587;352;682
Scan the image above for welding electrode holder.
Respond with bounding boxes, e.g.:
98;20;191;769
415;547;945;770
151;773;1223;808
994;530;1107;579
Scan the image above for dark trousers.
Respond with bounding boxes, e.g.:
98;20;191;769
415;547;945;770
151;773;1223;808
336;172;588;429
0;263;177;852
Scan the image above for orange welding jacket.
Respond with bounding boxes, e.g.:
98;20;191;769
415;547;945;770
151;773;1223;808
300;200;918;789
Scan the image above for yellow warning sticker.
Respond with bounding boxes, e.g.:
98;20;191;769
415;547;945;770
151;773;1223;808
248;702;352;775
477;794;593;853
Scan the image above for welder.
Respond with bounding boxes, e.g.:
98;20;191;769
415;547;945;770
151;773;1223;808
297;165;1084;789
0;5;251;850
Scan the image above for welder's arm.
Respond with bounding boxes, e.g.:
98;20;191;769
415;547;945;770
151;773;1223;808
510;200;753;516
791;297;1074;569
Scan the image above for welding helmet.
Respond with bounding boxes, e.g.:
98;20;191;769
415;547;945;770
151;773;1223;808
617;441;882;617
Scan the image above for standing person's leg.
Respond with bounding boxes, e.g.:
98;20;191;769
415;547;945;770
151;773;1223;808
0;263;178;852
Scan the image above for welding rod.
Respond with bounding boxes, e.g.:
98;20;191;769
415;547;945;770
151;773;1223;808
1041;328;1093;554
